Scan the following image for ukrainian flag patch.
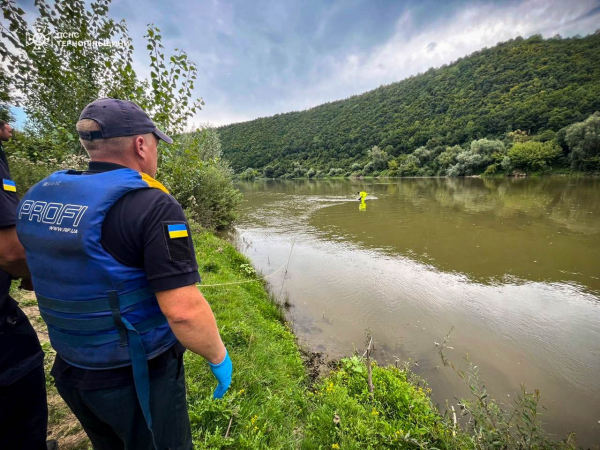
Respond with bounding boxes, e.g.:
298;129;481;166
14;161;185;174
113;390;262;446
167;223;189;239
2;179;16;192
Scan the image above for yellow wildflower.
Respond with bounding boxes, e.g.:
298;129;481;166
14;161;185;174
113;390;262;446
332;444;340;449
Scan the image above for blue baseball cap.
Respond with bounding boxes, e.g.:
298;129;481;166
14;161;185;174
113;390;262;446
77;98;173;144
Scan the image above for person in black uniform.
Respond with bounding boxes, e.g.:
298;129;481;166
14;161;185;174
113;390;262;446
16;99;232;450
0;120;57;449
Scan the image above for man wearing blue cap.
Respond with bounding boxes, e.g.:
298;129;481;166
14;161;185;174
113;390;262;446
16;98;232;450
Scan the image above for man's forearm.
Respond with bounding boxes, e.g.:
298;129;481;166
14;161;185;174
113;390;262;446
165;294;226;364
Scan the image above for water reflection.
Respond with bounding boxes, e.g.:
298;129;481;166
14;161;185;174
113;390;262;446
237;177;600;293
226;177;600;446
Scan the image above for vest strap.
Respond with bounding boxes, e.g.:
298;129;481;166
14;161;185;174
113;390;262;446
120;314;158;449
41;311;118;331
36;287;154;314
108;290;128;347
48;314;168;347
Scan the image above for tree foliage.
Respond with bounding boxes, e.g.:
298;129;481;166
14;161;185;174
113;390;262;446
0;0;203;142
508;141;562;172
565;112;600;170
218;33;600;177
1;0;239;228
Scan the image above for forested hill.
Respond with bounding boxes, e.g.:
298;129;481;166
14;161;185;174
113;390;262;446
218;33;600;175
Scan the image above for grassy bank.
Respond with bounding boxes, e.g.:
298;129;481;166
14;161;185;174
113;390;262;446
181;222;467;449
11;225;577;449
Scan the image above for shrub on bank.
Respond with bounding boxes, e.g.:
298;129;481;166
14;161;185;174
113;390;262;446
303;357;466;449
159;128;242;230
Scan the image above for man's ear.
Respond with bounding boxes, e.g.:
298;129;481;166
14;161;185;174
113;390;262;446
133;135;147;159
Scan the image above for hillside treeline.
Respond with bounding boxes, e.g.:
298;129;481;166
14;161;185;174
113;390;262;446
218;33;600;177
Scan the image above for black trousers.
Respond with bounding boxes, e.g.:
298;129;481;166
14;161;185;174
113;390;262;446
56;354;192;450
0;364;48;450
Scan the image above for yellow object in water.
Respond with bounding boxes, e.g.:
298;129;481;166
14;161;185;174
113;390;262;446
358;191;367;211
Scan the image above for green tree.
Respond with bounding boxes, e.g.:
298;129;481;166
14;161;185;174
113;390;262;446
367;145;389;171
508;141;562;172
565;112;600;170
0;0;134;137
0;67;14;122
470;139;505;156
263;165;275;178
435;145;461;174
398;154;420;176
506;130;531;144
0;1;203;150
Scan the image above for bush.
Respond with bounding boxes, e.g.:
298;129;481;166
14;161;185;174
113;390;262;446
7;154;89;195
160;128;242;230
367;146;389;171
239;167;259;180
163;159;242;230
483;163;498;175
398;154;420;176
263;165;275;178
5;128;88;194
303;356;466;449
566;112;600;171
470;138;505;156
435;145;461;173
508;141;561;172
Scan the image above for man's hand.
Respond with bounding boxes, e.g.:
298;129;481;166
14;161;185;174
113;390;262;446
0;225;31;280
209;349;232;399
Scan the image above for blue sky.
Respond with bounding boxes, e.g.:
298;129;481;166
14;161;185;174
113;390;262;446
12;0;600;128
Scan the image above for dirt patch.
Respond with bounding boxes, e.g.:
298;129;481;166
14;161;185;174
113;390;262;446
299;347;337;387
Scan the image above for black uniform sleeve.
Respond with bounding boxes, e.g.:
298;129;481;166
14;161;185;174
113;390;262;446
101;188;201;293
0;160;19;228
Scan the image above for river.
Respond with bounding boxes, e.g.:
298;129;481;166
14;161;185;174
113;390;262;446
219;177;600;447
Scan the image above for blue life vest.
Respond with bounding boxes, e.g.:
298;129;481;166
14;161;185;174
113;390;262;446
16;167;179;443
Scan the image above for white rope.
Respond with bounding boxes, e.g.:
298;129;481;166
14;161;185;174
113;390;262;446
196;260;288;288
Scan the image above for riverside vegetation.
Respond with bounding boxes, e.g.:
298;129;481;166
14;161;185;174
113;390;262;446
0;0;587;448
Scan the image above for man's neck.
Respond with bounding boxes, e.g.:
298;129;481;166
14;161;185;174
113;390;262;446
89;157;141;173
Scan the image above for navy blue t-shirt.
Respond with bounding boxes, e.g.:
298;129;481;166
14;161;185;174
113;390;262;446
0;143;45;386
50;161;201;390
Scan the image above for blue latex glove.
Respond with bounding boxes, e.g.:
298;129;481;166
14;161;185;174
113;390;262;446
208;349;232;399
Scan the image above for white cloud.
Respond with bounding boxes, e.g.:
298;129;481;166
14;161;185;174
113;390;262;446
209;0;599;125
